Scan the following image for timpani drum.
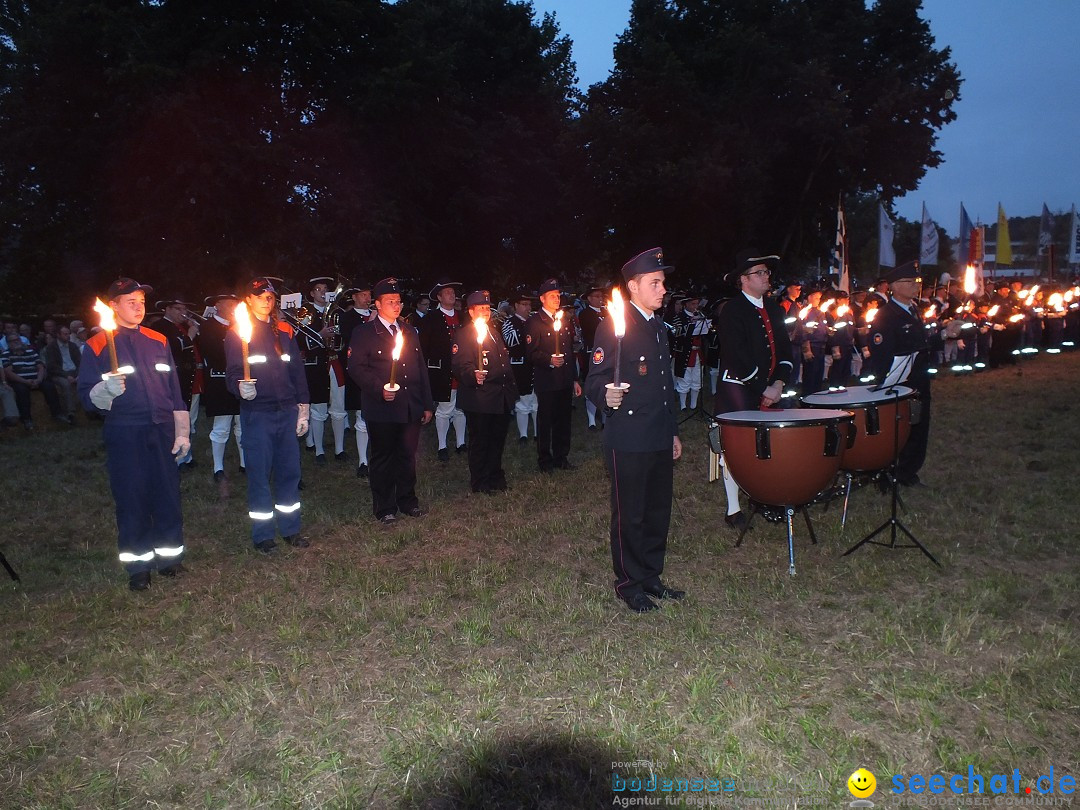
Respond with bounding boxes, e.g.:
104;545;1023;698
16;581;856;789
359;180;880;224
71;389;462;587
801;385;915;472
716;409;855;507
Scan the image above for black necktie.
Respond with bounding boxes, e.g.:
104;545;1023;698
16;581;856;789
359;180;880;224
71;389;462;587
389;323;398;337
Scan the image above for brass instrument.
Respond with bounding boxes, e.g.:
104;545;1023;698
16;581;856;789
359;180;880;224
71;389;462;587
323;282;347;352
279;292;329;349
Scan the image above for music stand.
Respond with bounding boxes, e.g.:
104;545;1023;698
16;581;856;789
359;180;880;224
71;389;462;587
843;353;940;566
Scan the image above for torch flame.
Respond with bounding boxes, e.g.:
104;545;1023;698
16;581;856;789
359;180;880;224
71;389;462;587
553;310;563;332
474;316;488;346
987;304;1000;317
391;327;404;360
609;288;626;338
820;299;835;313
93;298;117;332
1009;313;1024;323
798;304;813;320
924;305;936;319
963;265;977;295
234;302;253;343
864;307;879;324
835;304;850;318
1048;292;1065;311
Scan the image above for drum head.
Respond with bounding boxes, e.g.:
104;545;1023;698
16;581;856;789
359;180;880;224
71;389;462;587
717;408;854;428
801;384;915;408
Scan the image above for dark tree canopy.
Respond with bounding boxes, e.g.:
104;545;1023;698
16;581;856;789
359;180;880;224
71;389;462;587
579;0;960;286
1;0;958;316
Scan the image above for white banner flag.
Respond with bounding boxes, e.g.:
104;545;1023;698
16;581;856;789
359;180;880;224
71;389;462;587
920;203;939;266
879;204;896;268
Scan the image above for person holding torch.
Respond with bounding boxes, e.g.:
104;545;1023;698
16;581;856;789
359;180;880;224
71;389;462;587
347;278;433;524
77;278;190;591
585;248;684;614
225;277;311;554
451;290;518;494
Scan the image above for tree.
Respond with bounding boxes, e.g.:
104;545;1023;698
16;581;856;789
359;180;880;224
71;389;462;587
578;0;960;286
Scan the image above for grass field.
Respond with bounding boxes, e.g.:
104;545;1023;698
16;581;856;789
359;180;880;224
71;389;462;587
1;353;1077;809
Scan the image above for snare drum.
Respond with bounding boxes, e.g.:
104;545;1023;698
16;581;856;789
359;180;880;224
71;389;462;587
717;409;854;506
801;385;915;472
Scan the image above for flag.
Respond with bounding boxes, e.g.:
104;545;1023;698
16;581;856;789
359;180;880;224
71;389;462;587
956;203;973;262
1039;203;1055;254
831;197;849;292
920;203;939;266
1068;204;1080;265
996;204;1012;265
879;204;895;267
968;224;984;266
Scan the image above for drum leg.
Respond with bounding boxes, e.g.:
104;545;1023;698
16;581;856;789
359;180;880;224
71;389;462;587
786;507;796;576
735;502;758;548
801;506;818;545
841;473;853;531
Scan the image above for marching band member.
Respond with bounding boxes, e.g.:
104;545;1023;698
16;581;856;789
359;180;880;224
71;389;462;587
577;285;607;431
196;294;245;482
77;278;190;590
151;298;199;466
338;281;374;477
225;278;311;554
299;276;339;464
502;292;538;443
418;277;467;461
671;294;708;411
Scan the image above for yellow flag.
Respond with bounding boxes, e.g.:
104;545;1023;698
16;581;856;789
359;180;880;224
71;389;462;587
996;203;1013;265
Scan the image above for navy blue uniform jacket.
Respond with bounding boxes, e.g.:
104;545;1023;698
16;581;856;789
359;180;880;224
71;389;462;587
868;299;932;392
525;309;577;393
224;319;309;410
348;318;433;423
585;304;678;453
451;321;518;414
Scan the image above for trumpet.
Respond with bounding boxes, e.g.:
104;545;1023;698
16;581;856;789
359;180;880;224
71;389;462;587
324;281;346;352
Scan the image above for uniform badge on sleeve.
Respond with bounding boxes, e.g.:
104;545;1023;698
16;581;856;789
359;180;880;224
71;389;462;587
872;333;883;345
592;347;604;365
638;356;648;376
525;334;532;345
452;343;459;355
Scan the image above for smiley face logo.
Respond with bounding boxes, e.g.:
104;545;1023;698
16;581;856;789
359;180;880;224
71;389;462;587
847;768;876;798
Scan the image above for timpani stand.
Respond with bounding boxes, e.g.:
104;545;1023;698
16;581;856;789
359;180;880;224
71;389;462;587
842;353;940;566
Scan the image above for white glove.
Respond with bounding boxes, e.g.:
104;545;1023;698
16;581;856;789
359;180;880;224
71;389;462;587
171;411;191;457
89;374;126;410
238;380;257;400
296;403;310;437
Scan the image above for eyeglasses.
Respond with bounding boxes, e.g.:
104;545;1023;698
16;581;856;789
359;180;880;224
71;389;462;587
744;268;771;277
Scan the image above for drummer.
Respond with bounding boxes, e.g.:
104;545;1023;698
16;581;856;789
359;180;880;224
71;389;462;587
868;260;932;487
715;248;795;529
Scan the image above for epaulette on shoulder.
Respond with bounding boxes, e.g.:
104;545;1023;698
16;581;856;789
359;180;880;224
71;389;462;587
86;331;110;356
277;320;296;338
139;326;168;346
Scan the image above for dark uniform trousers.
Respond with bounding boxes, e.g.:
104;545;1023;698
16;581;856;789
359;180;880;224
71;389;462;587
367;420;422;518
899;387;931;482
465;411;511;491
606;446;673;601
104;421;183;574
535;387;572;469
241;406;301;543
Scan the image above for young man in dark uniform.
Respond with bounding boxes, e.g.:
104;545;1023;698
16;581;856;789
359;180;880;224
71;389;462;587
348;278;433;524
502;292;537;443
338;281;373;477
577;285;607;431
196;294;245;482
585;248;683;613
525;278;581;472
299;276;337;464
418;277;466;460
77;278;191;590
225;278;311;554
716;249;795;528
868;261;932;487
451;290;518;494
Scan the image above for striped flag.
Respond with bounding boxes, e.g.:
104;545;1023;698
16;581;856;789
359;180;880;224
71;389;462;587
996;204;1012;265
920;203;939;266
832;197;849;292
1069;204;1080;265
879;204;895;268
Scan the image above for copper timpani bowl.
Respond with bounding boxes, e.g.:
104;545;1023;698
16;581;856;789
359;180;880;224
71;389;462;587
801;385;915;473
717;408;855;506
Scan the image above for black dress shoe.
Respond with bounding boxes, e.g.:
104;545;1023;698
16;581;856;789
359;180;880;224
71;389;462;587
378;513;397;525
724;511;748;531
621;592;659;613
314;453;328;466
283;534;310;548
357;463;369;479
255;539;278;555
518;436;530;445
401;507;426;518
643;582;686;600
213;470;226;483
554;459;576;470
128;572;151;591
238;466;246;475
335;451;347;462
456;444;467;454
158;563;186;578
437;448;450;462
